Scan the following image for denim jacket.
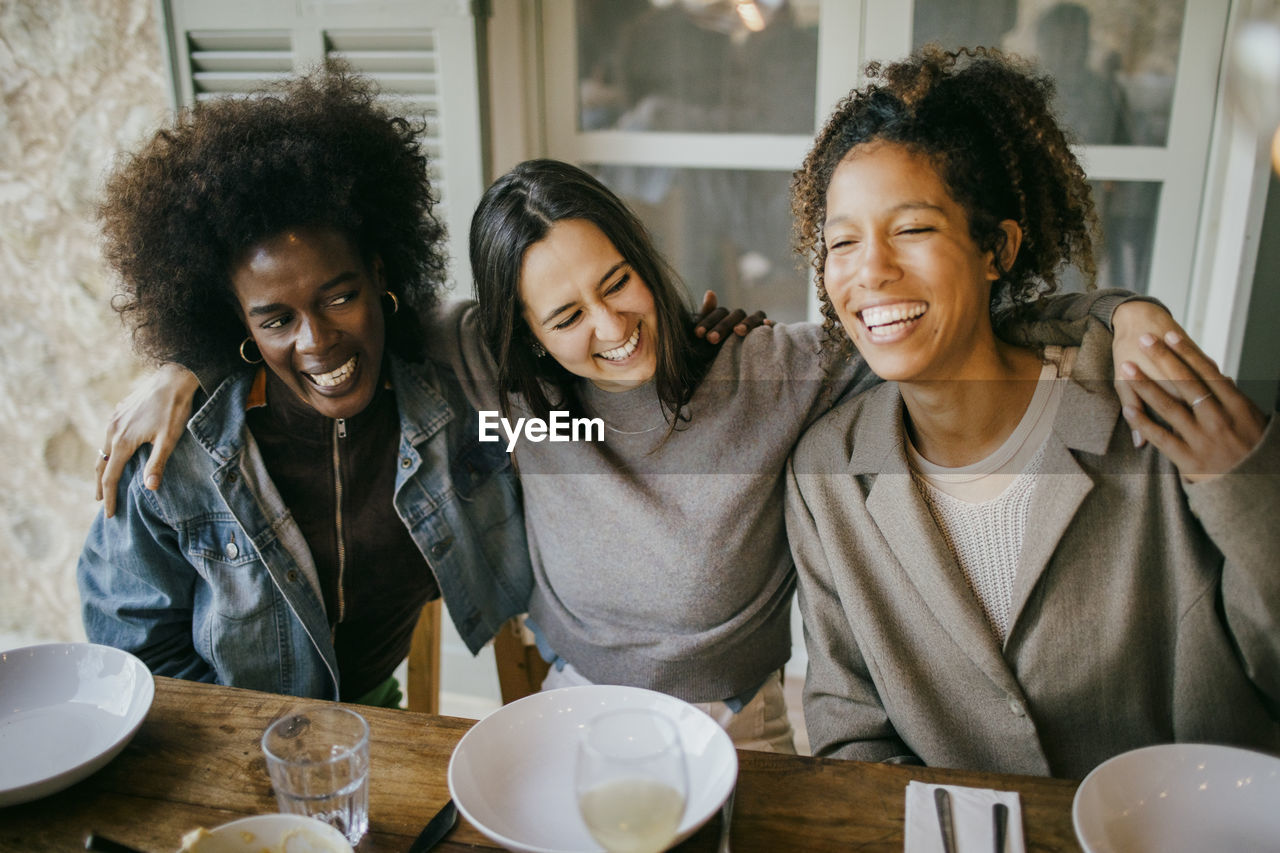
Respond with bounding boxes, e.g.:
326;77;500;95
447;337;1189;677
78;355;532;699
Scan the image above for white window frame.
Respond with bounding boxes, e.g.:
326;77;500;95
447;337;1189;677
863;0;1267;374
1186;0;1276;376
541;0;858;170
519;0;1271;372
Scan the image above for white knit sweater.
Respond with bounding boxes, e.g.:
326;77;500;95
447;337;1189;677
915;446;1046;641
909;348;1074;643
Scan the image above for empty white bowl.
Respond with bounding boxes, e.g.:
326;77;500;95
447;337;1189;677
449;685;738;853
1073;742;1280;852
177;814;354;852
0;642;154;806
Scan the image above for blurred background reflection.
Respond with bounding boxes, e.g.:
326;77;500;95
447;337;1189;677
575;0;820;321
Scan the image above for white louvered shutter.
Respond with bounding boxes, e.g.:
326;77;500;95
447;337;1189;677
159;0;486;296
324;30;447;201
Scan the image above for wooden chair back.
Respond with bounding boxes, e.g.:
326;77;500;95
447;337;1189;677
406;606;550;713
406;599;442;714
492;615;551;705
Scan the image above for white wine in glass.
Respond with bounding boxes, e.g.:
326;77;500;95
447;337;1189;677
576;708;688;853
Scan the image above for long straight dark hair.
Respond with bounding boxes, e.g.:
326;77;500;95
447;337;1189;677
470;159;708;430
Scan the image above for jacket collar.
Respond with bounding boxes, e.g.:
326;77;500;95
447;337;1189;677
187;354;455;464
187;368;256;466
387;356;453;448
845;380;907;477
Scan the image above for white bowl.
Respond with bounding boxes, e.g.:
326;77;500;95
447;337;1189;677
0;642;154;806
448;685;738;853
177;814;353;852
1073;743;1280;852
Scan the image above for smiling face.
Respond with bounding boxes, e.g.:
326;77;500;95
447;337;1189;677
822;142;1020;384
518;218;660;392
231;226;386;419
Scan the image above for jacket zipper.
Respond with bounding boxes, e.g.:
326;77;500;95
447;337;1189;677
332;417;347;640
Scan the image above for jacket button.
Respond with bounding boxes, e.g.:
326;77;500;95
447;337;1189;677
430;537;454;558
227;471;239;483
224;541;239;559
286;570;298;582
1008;698;1026;717
401;457;412;469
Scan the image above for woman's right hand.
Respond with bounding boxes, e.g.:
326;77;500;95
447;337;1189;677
693;290;772;343
96;363;200;517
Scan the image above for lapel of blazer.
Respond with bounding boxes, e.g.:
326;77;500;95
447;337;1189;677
853;385;1022;698
1005;435;1093;633
1007;323;1120;637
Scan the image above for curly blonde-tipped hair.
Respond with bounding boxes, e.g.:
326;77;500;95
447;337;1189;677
791;46;1098;353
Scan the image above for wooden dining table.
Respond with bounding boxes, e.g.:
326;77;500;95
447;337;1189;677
0;676;1083;852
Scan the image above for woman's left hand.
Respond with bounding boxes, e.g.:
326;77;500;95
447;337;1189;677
1120;331;1269;482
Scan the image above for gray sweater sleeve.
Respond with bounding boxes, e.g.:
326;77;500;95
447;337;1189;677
422;298;503;412
997;288;1164;348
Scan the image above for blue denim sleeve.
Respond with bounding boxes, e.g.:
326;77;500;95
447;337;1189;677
76;459;216;683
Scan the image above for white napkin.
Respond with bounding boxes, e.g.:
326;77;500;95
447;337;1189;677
903;780;1025;853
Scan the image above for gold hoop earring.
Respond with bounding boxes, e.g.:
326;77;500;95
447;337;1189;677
239;337;263;365
383;290;400;314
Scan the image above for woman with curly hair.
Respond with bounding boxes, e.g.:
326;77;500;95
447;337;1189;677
785;48;1278;776
78;68;532;705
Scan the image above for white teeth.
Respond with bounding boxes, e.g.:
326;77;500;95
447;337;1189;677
597;326;641;362
860;302;926;329
307;355;357;387
866;318;916;338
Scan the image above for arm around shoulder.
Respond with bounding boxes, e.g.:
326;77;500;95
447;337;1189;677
97;362;201;516
999;288;1164;347
420;298;504;412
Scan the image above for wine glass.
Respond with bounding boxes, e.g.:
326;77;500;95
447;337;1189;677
575;708;689;853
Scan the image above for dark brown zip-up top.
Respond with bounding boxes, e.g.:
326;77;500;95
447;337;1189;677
246;367;439;700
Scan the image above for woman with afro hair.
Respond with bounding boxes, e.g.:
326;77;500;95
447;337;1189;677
785;47;1279;777
78;68;533;705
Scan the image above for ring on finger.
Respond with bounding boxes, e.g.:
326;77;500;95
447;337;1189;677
98;448;110;462
1190;392;1213;408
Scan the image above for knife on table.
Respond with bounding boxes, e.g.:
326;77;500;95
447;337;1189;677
408;797;458;853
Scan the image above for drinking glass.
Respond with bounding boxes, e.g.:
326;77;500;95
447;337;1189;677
261;705;370;845
575;708;688;853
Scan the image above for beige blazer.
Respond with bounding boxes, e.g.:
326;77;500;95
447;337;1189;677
785;321;1280;778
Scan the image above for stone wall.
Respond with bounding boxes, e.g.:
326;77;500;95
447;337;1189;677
0;0;167;647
